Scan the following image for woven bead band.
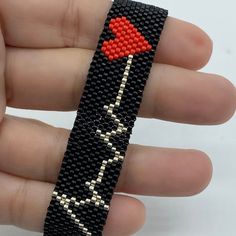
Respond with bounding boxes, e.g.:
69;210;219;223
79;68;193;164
43;0;168;235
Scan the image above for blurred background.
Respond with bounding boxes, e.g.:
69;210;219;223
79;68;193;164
1;0;236;235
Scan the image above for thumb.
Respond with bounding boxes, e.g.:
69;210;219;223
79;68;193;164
0;26;6;122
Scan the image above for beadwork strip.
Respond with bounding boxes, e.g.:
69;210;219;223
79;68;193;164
44;0;168;235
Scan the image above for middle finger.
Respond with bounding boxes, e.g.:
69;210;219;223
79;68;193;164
6;47;236;125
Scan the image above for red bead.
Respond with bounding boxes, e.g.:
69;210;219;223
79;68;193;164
109;55;114;61
109;23;114;29
142;46;147;51
116;32;121;38
130;33;135;38
114;54;119;59
120;21;124;27
125;50;130;55
123;40;128;46
127;45;132;50
103;41;108;46
131;49;136;55
119;52;125;57
129;23;134;28
122;46;126;51
147;45;152;50
138;42;143;47
116;48;121;53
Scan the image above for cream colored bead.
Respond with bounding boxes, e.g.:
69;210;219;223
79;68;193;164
102;160;108;165
60;200;65;206
115;101;120;107
111;114;116;119
80;200;85;205
124;71;129;77
71;197;76;202
98;172;104;177
100;166;105;171
120;84;125;89
96;129;102;135
104;137;109;143
89;186;94;191
91;196;97;202
85;199;91;204
79;223;84;228
103;105;109;110
97;177;102;183
56;196;62;201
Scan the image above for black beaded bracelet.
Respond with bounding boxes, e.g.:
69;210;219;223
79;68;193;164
43;0;168;235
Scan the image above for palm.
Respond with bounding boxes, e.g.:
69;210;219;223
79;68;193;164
0;1;235;236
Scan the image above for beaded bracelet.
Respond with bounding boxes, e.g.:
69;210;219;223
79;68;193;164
43;0;168;235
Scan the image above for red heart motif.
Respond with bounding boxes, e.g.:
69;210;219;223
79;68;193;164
101;16;152;61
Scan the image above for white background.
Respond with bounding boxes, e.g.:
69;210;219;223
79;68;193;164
1;0;236;235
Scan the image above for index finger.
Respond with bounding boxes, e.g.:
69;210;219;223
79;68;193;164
0;0;212;70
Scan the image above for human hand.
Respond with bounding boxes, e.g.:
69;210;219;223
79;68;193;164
0;0;236;235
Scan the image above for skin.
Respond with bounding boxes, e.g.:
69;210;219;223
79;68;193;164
0;0;235;235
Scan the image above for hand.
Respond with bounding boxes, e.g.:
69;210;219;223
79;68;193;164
0;1;235;235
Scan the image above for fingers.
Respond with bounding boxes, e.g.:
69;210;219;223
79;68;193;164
0;115;212;197
0;27;6;122
6;47;236;125
0;172;145;235
0;0;212;69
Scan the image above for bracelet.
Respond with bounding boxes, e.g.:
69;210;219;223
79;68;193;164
43;0;168;235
